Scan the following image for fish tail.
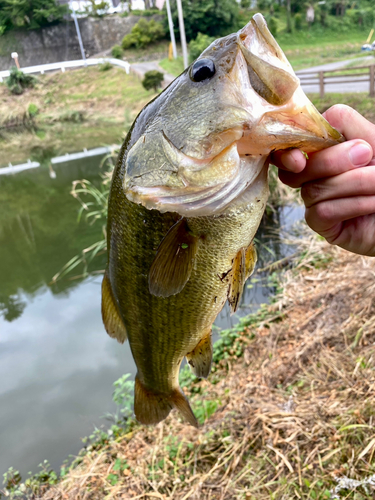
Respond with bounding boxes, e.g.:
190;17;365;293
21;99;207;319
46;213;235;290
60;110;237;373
134;375;199;428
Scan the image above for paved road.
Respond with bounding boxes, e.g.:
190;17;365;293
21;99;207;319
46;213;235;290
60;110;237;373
130;60;175;87
130;55;375;94
296;55;375;94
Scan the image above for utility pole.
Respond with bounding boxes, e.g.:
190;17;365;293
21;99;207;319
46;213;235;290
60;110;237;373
165;0;177;59
176;0;188;69
70;1;86;64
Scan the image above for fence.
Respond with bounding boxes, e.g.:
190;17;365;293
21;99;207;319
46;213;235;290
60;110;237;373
0;58;130;82
297;65;375;98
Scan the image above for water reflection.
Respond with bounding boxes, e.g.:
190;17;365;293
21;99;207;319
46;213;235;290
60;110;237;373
0;156;303;481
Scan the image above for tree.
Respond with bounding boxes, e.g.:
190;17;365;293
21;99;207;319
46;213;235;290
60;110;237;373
142;70;164;92
167;0;239;42
122;18;165;49
0;0;68;33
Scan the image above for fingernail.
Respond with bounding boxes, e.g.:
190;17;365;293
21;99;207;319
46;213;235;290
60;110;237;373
349;143;372;166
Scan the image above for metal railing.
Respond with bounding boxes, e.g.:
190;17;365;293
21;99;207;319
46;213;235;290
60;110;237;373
0;58;130;82
297;65;375;98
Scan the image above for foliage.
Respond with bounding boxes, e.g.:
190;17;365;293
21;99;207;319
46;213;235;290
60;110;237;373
188;32;214;63
0;0;68;33
130;8;161;16
112;374;135;421
122;18;165;49
240;0;251;9
6;67;36;95
27;102;39;117
111;44;123;59
294;12;303;30
99;60;113;71
167;0;239;42
142;70;164;92
266;15;278;36
84;0;109;17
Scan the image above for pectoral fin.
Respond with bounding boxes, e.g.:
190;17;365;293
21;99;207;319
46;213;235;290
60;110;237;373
186;331;213;379
227;248;246;314
101;270;127;343
228;242;258;314
149;218;198;297
245;242;257;279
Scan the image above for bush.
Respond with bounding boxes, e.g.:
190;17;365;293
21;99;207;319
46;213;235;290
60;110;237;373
240;0;251;8
294;13;303;30
189;32;215;63
267;16;278;36
6;67;37;95
99;61;113;71
111;45;123;59
167;0;239;42
142;70;164;92
28;103;39;117
122;18;165;49
130;9;161;16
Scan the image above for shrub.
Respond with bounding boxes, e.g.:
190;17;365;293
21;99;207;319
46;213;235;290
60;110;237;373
189;33;215;63
240;0;251;8
167;0;239;42
294;13;303;30
122;18;165;49
111;45;123;59
99;61;113;71
142;70;164;92
6;67;37;95
267;16;278;36
28;103;39;117
131;9;161;16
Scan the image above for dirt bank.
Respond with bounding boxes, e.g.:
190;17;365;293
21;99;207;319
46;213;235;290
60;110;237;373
38;230;375;500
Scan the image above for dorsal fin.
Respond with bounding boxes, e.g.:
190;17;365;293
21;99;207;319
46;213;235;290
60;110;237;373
149;218;198;298
101;270;127;343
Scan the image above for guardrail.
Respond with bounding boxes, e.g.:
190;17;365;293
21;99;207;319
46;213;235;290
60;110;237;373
297;65;375;98
0;58;130;82
0;145;120;176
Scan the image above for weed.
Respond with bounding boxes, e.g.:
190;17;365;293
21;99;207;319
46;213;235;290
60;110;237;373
98;61;112;72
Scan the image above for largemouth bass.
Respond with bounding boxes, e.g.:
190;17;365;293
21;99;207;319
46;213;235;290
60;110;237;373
102;14;343;427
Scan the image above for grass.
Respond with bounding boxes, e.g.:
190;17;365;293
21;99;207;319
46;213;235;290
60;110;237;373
308;92;375;123
159;56;185;77
21;229;375;500
0;65;158;165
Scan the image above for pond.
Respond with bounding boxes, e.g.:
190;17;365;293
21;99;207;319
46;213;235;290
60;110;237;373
0;154;303;481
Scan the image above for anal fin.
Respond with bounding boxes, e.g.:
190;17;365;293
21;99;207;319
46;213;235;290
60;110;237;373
101;270;127;343
134;376;198;428
149;218;198;298
186;331;213;379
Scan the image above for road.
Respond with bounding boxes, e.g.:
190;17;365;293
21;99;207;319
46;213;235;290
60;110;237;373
296;55;375;94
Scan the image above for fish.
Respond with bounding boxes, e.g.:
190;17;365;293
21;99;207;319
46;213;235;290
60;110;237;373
101;13;344;428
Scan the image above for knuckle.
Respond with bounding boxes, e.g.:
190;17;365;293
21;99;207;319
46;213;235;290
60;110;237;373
314;202;333;224
301;182;322;204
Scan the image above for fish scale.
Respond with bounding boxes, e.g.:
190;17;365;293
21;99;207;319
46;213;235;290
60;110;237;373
102;13;344;427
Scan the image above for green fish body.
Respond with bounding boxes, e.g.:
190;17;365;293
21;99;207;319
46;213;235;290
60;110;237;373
102;14;343;427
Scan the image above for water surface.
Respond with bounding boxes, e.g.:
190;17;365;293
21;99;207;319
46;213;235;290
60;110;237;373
0;157;302;480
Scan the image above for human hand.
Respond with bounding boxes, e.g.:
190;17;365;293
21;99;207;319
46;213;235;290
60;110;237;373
272;104;375;256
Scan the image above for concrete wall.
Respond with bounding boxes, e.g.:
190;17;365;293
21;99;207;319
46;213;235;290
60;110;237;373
0;15;163;71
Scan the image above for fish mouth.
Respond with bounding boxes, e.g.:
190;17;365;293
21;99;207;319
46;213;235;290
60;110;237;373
235;13;344;156
126;14;344;217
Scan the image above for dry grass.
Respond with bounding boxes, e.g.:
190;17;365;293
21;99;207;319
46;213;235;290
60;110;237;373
39;231;375;500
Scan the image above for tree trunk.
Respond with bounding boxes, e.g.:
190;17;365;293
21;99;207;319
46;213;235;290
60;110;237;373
286;0;292;33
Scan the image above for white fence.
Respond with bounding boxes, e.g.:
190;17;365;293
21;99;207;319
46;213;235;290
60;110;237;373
0;58;130;82
0;145;120;176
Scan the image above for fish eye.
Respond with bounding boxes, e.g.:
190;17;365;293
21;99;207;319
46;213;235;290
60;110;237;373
191;58;215;82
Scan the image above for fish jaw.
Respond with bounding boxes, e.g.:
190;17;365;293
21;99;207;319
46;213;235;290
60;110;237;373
124;13;344;217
